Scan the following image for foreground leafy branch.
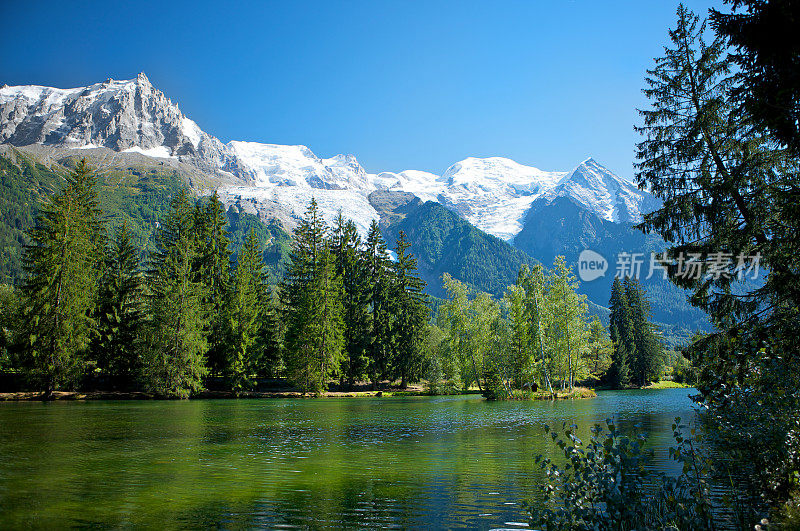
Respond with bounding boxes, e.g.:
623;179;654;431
527;418;719;530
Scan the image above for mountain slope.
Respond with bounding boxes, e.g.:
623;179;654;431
371;191;534;297
0;146;290;284
514;195;708;330
541;158;661;224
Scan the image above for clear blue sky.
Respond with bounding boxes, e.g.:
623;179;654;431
1;0;723;177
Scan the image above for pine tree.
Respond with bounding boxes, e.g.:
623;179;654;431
143;189;208;398
364;219;394;387
228;229;265;392
19;159;104;395
93;222;144;389
390;230;429;388
608;277;633;388
193;192;232;377
254;287;282;378
332;213;371;387
623;277;664;386
281;199;345;393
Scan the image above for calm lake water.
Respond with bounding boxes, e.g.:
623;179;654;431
0;389;698;529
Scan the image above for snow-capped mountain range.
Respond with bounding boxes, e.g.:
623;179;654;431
0;74;659;240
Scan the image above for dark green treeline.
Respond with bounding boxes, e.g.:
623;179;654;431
607;276;664;388
1;162;429;397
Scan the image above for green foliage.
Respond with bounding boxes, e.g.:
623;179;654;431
227;230;266;392
436;256;605;399
92;222;144;388
636;6;800;521
608;277;663;388
710;0;800;155
142;190;208;398
193;193;232;377
585;317;612;383
332;214;371;386
18;159;104;393
281;199;345;394
364;220;395;386
0;284;21;371
390;230;430;388
528;418;717;530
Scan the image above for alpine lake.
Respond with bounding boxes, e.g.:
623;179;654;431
0;388;697;529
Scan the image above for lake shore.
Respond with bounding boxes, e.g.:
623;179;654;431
0;384;601;401
0;383;435;401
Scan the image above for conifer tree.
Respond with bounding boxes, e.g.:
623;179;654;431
228;229;265;392
608;277;633;388
143;189;208;398
390;230;429;388
332;213;371;387
282;199;345;393
19;159;104;395
364;219;394;387
623;277;664;386
194;192;232;377
93;222;144;389
635;5;798;342
254;287;282;378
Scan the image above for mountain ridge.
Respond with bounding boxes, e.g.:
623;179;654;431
1;74;658;242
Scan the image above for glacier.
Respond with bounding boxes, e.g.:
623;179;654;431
0;74;659;240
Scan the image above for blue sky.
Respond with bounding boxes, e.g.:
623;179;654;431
1;0;723;177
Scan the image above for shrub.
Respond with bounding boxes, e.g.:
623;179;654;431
527;418;717;530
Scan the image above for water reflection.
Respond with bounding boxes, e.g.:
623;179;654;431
0;389;698;528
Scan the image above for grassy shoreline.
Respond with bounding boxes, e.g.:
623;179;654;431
0;384;697;401
0;385;602;401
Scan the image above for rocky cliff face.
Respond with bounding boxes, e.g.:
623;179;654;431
0;73;234;172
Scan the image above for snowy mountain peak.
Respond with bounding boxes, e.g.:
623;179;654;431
0;75;661;240
543;158;659;224
0;75;232;168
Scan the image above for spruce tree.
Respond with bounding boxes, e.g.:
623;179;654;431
194;192;232;377
332;213;371;387
623;277;663;386
254;287;282;378
281;199;345;393
608;277;633;388
228;229;265;392
143;189;208;398
93;222;144;389
364;219;394;388
19;158;104;394
390;230;429;388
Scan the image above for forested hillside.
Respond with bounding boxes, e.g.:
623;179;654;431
0;149;291;283
374;192;535;298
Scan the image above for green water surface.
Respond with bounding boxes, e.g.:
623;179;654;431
0;389;697;529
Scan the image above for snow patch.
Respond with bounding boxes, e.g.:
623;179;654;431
122;145;174;159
